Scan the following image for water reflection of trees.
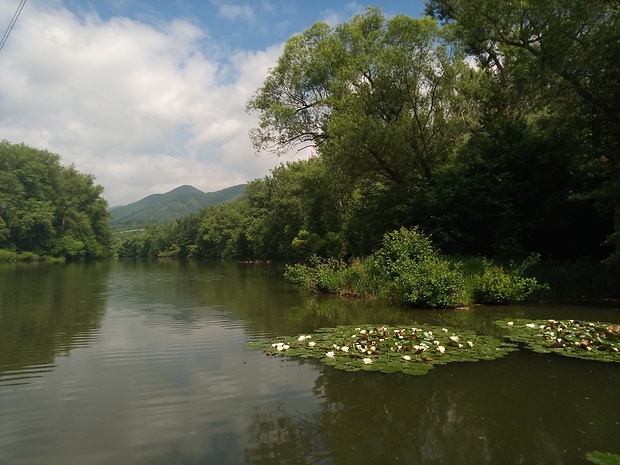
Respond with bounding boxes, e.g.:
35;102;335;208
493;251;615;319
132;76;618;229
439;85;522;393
0;261;109;385
245;354;620;464
244;359;494;464
246;401;334;465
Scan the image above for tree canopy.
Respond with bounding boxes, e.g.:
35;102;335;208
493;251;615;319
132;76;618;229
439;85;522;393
0;141;113;259
247;8;477;187
426;0;620;255
118;5;616;272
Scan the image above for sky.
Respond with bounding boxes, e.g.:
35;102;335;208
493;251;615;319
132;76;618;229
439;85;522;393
0;0;426;206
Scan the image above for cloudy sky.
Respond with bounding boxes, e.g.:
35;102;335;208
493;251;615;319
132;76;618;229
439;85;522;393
0;0;426;206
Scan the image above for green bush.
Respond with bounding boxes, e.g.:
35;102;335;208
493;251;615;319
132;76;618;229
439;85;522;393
284;228;549;308
284;255;347;293
284;228;466;308
393;257;465;308
371;228;464;308
473;258;542;304
372;227;437;279
0;249;18;261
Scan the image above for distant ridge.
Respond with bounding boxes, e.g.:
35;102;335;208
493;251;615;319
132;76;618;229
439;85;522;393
109;184;245;231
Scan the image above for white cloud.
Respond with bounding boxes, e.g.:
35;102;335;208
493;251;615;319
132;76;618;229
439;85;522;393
321;2;365;27
0;1;295;206
210;0;254;22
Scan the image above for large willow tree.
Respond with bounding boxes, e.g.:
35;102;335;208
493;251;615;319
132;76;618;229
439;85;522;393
247;7;476;188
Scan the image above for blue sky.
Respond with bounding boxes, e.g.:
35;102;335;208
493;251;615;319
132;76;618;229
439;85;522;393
0;0;427;206
81;1;427;50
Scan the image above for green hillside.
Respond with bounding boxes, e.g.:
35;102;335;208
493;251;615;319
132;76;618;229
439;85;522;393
109;184;245;231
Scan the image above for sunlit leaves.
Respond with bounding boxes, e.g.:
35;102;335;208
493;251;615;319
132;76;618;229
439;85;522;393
586;451;620;465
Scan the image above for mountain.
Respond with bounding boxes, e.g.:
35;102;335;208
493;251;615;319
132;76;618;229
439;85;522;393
109;184;246;231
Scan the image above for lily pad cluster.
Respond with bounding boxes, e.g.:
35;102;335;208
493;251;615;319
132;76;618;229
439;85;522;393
496;318;620;363
246;324;517;375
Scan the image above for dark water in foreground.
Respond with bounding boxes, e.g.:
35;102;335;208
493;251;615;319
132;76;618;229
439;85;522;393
0;259;619;465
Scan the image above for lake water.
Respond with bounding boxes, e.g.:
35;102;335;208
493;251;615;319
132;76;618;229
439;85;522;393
1;259;619;465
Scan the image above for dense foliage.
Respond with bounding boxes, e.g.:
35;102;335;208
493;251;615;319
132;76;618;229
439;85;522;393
0;141;113;260
284;228;542;307
115;6;619;298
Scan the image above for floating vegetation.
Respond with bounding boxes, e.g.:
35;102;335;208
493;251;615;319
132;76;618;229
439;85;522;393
586;451;620;465
496;319;620;363
246;325;517;375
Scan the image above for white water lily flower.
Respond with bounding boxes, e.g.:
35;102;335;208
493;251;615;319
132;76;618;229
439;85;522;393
458;343;464;348
526;323;537;328
403;355;411;361
297;335;311;341
308;341;316;347
433;340;440;345
362;358;373;364
441;328;448;332
507;321;514;326
467;341;474;348
360;329;368;335
370;346;376;352
341;346;350;352
326;351;335;358
449;335;459;343
437;346;446;353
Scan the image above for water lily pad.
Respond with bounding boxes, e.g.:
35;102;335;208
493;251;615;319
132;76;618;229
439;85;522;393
586;451;620;465
245;324;516;375
496;319;620;363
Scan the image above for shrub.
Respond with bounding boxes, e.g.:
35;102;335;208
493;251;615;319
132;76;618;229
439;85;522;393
284;228;476;308
372;228;465;308
473;258;542;304
393;257;465;308
284;255;347;293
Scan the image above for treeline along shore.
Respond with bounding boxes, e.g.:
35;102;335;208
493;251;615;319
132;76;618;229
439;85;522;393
2;3;619;305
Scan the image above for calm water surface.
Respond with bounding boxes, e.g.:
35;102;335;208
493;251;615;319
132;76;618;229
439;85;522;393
0;260;619;464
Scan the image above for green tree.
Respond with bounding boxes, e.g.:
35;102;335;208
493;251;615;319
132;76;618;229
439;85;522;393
248;8;475;188
0;141;113;259
426;0;620;257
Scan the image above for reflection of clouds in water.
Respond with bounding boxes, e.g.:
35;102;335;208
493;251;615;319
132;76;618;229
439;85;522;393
0;300;323;464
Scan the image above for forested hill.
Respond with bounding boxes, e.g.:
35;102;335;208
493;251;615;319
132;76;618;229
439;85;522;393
108;184;245;231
